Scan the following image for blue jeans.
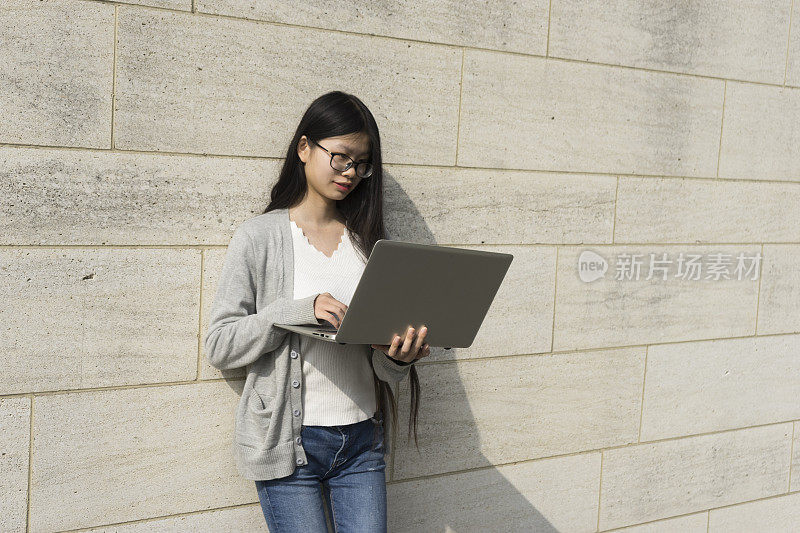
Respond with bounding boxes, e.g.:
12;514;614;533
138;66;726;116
255;413;387;532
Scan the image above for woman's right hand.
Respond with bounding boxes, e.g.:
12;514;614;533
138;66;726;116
313;292;348;328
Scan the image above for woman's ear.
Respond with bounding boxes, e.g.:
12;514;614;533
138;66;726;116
297;136;309;164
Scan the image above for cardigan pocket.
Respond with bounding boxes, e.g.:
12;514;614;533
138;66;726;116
235;388;273;447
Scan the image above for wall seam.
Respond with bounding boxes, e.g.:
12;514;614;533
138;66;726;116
68;0;800;91
110;5;118;149
195;249;204;380
454;47;464;166
25;395;33;533
545;0;552;58
784;0;795;86
386;422;800;484
755;243;765;335
3;329;800;400
637;345;649;444
715;80;727;178
549;246;559;353
596;449;604;532
5;142;800;186
788;419;796;492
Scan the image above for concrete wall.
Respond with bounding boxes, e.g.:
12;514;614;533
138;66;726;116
2;0;799;531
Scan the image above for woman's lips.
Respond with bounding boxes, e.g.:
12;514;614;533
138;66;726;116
334;182;350;191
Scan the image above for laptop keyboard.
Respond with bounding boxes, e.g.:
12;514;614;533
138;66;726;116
315;320;339;331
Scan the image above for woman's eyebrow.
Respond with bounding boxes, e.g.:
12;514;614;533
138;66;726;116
335;146;370;159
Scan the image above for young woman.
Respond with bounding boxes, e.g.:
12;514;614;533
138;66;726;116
217;91;428;532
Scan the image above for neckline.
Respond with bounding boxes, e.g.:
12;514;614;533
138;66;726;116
290;218;346;259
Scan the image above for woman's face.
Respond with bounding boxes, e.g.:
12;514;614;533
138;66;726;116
298;132;371;200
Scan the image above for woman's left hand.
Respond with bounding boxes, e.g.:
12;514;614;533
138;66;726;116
371;325;430;364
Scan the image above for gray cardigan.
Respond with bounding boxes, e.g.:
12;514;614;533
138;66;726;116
203;208;413;481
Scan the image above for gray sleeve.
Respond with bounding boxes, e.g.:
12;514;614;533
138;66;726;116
203;225;319;370
371;347;414;384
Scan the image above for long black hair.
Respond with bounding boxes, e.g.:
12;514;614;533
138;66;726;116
263;90;422;451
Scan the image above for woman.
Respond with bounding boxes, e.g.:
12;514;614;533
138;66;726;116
204;91;427;532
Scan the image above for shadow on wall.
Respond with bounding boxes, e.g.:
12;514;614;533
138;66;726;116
381;173;560;532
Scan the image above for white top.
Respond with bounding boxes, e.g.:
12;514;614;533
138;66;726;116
290;219;377;426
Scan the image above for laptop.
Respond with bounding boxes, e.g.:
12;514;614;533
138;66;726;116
274;239;513;349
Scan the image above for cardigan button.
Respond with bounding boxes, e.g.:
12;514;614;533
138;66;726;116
295;436;302;445
291;379;300;388
296;458;304;466
290;350;298;359
293;409;301;417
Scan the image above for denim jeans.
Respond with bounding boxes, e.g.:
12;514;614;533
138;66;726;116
255;413;387;532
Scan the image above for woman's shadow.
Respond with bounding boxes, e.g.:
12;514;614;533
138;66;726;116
381;177;563;532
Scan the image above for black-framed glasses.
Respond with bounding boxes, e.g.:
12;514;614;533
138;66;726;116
308;137;374;179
